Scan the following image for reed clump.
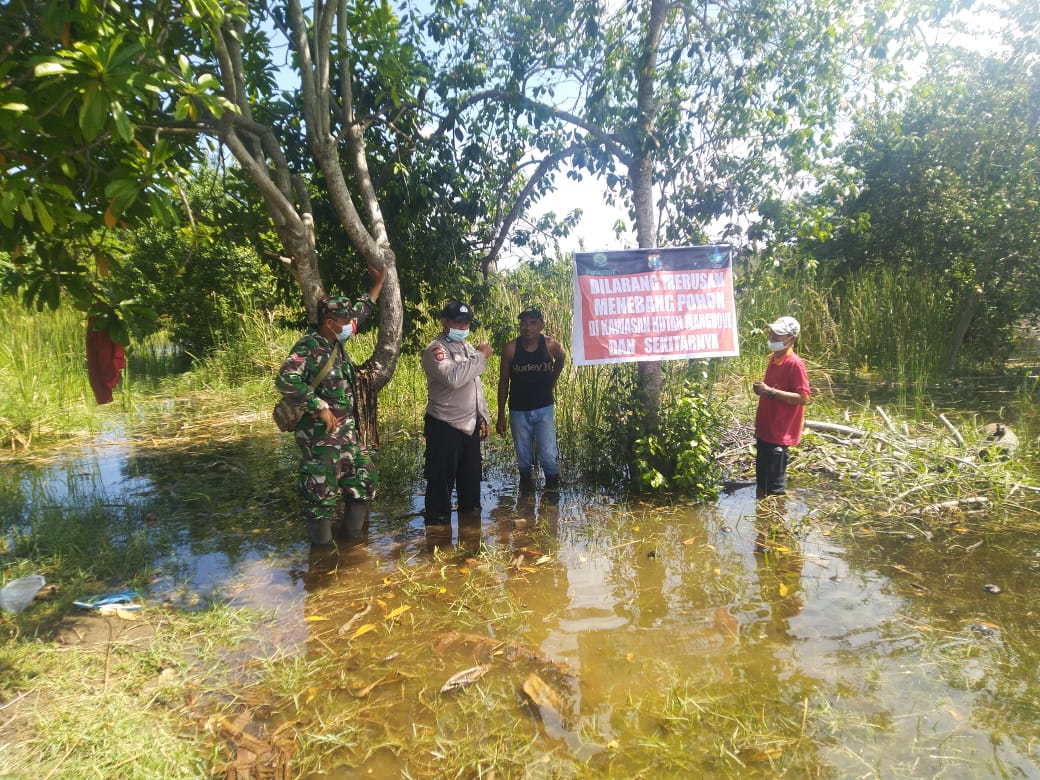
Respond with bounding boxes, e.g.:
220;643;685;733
0;296;103;448
776;402;1040;537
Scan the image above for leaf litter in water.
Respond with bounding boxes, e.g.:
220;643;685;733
348;670;416;698
347;623;377;641
440;664;490;693
384;604;411;621
521;672;568;728
337;601;373;636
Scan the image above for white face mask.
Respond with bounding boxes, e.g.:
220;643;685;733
767;338;787;352
446;327;470;342
335;321;355;344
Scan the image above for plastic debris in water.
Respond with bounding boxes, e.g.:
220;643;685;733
0;575;46;614
73;591;140;610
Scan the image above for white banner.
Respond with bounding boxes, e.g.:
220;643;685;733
571;246;740;366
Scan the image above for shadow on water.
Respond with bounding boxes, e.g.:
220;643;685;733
7;427;1040;777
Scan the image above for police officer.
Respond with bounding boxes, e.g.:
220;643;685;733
275;263;387;544
421;300;492;523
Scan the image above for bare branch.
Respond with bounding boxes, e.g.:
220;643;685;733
287;0;324;142
480;144;581;273
220;128;300;230
423;89;632;165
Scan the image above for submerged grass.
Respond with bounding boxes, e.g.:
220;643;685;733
0;602;268;779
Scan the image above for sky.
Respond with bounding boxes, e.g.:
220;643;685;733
508;2;1013;264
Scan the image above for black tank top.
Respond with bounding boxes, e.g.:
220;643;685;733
509;335;555;411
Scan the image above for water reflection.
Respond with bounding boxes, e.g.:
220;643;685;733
8;433;1040;777
751;497;806;642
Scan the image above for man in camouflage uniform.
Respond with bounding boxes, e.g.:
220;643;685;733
276;264;386;544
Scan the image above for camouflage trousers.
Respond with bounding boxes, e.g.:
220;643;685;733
295;413;376;524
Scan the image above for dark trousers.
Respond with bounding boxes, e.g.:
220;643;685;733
756;438;789;497
423;414;482;520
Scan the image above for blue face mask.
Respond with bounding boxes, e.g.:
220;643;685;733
335;321;355;344
446;327;470;342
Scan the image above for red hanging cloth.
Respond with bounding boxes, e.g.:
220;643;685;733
86;317;126;405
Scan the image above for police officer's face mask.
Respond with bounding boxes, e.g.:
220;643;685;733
446;327;470;342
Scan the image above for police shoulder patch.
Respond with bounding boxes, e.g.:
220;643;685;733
434;346;447;361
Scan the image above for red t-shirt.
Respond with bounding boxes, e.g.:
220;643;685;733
755;349;810;446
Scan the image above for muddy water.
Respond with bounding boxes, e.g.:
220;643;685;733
7;433;1040;777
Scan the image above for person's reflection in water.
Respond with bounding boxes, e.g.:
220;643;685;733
489;479;540;550
421;506;484;556
300;544;340;596
300;534;372;596
423;516;454;554
457;509;483;556
752;496;805;640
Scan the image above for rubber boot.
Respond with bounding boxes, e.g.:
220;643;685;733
306;517;333;545
343;501;369;539
544;473;560;489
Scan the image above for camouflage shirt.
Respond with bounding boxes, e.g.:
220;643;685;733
275;295;375;425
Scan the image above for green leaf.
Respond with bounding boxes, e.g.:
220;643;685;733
173;95;191;121
78;83;109;141
31;195;55;233
111;102;134;143
33;61;70;77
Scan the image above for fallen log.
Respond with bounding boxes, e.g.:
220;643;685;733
805;420;864;438
979;423;1019;460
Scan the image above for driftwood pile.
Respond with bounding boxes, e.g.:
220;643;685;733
719;407;1036;528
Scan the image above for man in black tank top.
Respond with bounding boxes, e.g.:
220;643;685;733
496;308;567;488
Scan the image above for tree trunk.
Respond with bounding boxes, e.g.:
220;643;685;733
630;0;668;438
213;2;403;446
354;371;379;449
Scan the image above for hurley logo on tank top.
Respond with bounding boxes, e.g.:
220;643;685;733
513;361;552;373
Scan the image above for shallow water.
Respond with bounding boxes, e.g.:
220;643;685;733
5;430;1040;777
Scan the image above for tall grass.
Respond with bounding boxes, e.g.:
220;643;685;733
732;267;840;377
4;254;1030;471
828;266;958;383
0;296;102;447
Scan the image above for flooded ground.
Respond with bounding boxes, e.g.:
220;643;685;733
4;425;1040;778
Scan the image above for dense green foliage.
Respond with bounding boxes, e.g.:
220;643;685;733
743;18;1040;380
109;186;282;356
632;374;726;497
426;0;970;255
820;50;1040;372
0;0;227;338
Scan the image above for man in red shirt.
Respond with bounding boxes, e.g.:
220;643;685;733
752;316;810;497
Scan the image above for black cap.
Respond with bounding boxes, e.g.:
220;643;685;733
440;300;476;324
518;308;543;321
